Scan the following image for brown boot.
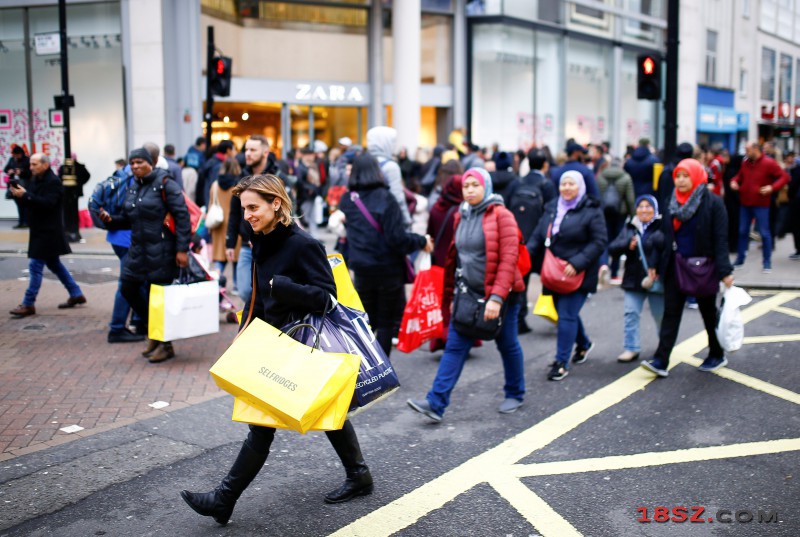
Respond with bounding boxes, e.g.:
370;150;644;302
149;342;175;363
58;295;87;309
141;339;160;357
9;304;35;317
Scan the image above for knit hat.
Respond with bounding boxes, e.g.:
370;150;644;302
635;194;659;215
128;147;153;165
313;140;328;153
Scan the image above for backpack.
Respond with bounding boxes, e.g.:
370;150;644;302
509;181;544;241
88;175;132;229
602;181;621;215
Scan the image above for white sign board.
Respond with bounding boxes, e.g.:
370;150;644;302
35;33;61;56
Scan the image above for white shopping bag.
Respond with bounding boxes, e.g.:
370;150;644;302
149;280;220;341
715;285;752;353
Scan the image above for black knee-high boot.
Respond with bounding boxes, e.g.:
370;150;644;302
181;429;272;525
324;420;373;503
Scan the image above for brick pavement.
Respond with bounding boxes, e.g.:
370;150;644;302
0;254;240;457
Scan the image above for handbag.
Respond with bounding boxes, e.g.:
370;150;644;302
635;231;664;294
539;223;585;294
350;192;416;284
451;279;508;340
398;253;445;353
673;249;719;297
204;183;224;229
148;275;220;342
160;177;202;234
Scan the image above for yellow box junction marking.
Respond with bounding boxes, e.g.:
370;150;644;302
330;292;800;537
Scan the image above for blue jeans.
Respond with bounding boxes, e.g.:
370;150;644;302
623;290;664;353
110;245;143;332
553;292;591;367
236;245;252;306
23;257;83;306
737;205;772;267
427;301;525;416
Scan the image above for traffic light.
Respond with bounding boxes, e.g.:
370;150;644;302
637;53;661;100
211;56;232;97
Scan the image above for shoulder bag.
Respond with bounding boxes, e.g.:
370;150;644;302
540;223;585;294
205;182;224;229
636;231;664;294
673;247;718;297
451;278;508;340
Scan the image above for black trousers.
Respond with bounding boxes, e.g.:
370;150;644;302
653;266;723;366
354;272;405;358
790;198;800;253
120;277;170;333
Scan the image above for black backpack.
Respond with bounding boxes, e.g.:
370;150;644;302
602;182;621;216
510;180;544;241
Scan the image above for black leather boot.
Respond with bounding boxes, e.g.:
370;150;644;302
180;439;268;525
324;420;373;504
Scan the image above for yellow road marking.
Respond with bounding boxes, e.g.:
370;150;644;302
774;306;800;319
742;334;800;344
510;438;800;477
683;355;800;405
330;292;800;537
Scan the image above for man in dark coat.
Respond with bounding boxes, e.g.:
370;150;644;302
9;153;86;317
3;146;32;228
624;137;660;197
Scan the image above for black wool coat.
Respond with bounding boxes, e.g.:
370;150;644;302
527;196;608;294
244;222;336;328
107;169;190;282
21;168;70;259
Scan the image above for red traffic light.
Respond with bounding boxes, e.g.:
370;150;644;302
642;56;655;75
216;59;226;75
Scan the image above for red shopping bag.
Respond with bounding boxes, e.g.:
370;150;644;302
397;264;445;353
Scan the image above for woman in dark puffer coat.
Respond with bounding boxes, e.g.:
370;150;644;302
102;148;190;363
608;195;667;363
527;170;608;381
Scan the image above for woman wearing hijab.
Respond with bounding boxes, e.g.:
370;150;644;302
407;168;526;421
608;195;667;362
641;159;734;377
527;170;607;381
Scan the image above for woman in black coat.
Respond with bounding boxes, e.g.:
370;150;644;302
181;174;373;526
338;154;433;357
528;170;607;381
101;148;191;363
641;159;734;377
608;195;667;363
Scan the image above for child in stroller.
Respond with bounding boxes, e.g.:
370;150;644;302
188;234;239;324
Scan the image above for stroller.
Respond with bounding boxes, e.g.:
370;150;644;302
187;237;239;324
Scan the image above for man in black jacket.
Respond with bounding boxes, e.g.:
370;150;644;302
9;153;87;317
4;146;31;228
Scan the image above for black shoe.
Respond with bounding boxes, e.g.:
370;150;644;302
324;470;374;504
108;329;146;343
640;358;669;377
571;342;594;364
547;362;568;381
58;295;87;309
181;489;235;526
517;322;532;335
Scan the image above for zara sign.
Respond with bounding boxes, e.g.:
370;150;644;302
295;84;365;103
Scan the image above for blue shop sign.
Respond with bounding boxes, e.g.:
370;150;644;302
737;112;749;131
697;105;738;133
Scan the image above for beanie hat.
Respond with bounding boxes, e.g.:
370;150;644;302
128;147;153;165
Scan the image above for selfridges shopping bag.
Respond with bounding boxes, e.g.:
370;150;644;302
282;302;400;416
209;318;360;434
397;253;444;353
148;280;219;341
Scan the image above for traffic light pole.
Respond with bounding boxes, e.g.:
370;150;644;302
204;26;214;156
663;0;679;163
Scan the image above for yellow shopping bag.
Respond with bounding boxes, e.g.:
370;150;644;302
231;362;356;431
328;253;364;312
533;293;558;324
209;318;360;434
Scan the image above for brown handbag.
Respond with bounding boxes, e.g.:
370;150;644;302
540;223;585;294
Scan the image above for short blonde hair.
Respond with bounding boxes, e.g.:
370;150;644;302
232;174;293;227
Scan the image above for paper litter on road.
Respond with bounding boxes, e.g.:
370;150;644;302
148;401;169;409
59;425;84;434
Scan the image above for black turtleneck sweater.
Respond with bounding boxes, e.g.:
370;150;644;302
243;222;335;328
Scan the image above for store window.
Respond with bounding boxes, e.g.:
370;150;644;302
760;0;777;33
761;47;776;101
779;53;793;105
565;39;612;146
777;0;793;40
471;24;535;151
705;30;717;85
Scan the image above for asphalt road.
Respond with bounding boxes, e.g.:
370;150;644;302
1;287;798;537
